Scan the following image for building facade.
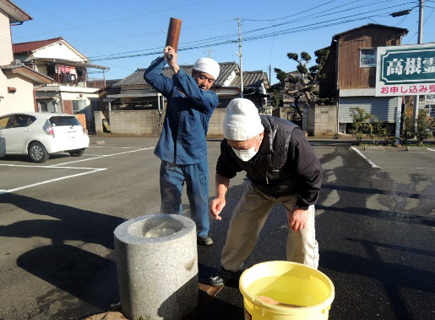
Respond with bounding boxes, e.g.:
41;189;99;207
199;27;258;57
318;23;408;134
0;0;52;117
13;36;109;130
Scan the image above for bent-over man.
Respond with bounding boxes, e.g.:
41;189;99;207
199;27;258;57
209;98;322;286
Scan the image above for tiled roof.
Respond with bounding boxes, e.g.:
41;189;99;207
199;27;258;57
113;62;239;88
1;64;53;84
13;37;63;54
112;68;146;87
332;23;408;38
216;62;238;86
230;71;269;89
0;0;32;23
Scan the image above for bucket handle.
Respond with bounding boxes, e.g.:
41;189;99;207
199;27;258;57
322;305;332;314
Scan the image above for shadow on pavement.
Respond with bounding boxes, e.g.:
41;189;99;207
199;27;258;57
321;247;435;320
0;193;124;318
17;244;118;315
0;193;124;248
317;204;435;227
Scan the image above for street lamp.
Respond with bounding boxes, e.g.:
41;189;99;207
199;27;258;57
390;9;412;18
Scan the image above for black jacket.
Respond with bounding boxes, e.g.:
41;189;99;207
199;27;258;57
216;116;322;209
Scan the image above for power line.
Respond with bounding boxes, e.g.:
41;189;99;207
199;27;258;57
406;6;435;43
52;0;400;59
242;0;408;32
76;18;235;48
243;0;339;22
37;0;410;63
12;0;217;40
86;0;412;61
89;2;415;62
25;0;412;64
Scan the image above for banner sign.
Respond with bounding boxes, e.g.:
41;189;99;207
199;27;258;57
375;44;435;96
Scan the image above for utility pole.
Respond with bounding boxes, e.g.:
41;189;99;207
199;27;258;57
204;47;216;59
414;0;425;131
391;2;424;143
418;0;425;44
238;17;244;98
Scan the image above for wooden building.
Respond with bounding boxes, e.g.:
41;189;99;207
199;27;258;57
317;24;408;133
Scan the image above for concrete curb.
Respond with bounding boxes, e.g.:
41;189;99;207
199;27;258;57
406;146;429;151
364;146;385;151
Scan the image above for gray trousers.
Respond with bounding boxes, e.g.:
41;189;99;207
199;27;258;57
221;182;319;271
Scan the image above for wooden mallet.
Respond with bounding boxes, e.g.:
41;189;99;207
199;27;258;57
165;17;182;60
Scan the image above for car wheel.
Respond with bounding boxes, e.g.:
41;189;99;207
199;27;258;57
68;148;85;157
28;142;49;163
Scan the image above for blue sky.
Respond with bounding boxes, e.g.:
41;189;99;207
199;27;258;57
10;0;435;84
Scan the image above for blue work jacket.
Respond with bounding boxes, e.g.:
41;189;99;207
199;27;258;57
144;57;219;165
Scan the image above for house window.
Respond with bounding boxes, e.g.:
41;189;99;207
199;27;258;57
39;101;48;112
360;48;377;67
38;100;57;113
51;101;57;113
72;100;86;113
90;99;99;111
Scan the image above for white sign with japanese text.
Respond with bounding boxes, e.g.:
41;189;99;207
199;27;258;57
375;43;435;97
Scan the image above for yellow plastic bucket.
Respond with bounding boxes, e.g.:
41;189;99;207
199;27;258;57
239;261;335;320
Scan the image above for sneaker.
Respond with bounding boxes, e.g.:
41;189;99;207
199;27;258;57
209;267;242;286
197;235;213;246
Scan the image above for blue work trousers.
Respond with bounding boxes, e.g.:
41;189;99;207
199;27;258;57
159;159;210;237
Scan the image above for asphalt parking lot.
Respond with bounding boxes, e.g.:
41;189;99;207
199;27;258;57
1;136;434;320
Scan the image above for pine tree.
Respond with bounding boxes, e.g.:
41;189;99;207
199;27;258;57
270;49;329;124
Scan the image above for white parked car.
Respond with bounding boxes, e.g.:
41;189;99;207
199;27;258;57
0;112;90;163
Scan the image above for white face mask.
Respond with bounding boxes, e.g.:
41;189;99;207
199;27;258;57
231;137;259;162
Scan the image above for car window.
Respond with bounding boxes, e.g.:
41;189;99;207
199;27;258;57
49;116;80;126
0;116;12;129
28;116;36;126
11;115;35;128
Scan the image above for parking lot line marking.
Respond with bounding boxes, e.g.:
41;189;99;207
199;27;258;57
428;148;435;152
0;147;153;195
49;147;154;167
0;164;103;170
350;146;380;169
0;168;107;194
89;146;145;149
